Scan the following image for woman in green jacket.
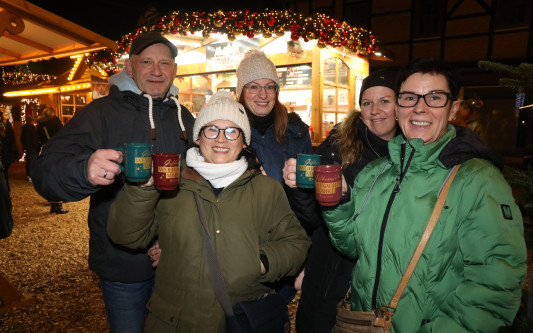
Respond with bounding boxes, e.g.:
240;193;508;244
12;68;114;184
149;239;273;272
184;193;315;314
107;91;310;333
323;59;527;333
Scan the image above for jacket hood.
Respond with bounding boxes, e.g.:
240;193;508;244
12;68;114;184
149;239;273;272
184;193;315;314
392;125;504;171
108;70;185;140
439;125;504;170
108;70;179;101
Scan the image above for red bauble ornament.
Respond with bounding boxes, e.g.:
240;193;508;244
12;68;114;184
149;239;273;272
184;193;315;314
291;32;299;41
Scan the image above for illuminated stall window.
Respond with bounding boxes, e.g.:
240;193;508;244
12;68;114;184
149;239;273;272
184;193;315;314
322;57;350;139
60;93;87;123
174;75;211;115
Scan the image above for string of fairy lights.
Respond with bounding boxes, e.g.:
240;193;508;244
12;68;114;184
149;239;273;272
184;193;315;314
88;9;379;75
1;65;56;86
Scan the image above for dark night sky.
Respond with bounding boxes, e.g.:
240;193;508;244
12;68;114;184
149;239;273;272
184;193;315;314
28;0;286;41
16;1;286;76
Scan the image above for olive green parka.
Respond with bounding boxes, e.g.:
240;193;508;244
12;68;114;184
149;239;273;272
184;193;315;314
323;126;526;333
108;166;310;333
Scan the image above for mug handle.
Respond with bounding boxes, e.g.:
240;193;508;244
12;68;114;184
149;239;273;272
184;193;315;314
113;147;125;172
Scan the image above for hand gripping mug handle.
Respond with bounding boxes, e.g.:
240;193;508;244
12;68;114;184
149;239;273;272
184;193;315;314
113;147;125;172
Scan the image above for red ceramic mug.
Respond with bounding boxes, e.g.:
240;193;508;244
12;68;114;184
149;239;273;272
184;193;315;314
314;165;342;206
153;153;180;190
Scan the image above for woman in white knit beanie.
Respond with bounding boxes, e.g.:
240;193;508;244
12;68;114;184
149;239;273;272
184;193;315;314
236;49;318;303
108;90;311;332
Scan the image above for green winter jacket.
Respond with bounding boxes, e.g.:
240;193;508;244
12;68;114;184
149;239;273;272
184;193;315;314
108;166;310;333
323;126;526;333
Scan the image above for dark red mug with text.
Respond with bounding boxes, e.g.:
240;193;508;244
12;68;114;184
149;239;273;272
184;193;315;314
314;165;342;206
153;153;180;190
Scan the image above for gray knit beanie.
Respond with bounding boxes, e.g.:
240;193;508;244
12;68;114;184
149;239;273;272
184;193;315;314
236;49;280;98
193;91;251;144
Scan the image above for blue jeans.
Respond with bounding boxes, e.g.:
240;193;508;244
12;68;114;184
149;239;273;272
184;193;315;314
99;278;154;333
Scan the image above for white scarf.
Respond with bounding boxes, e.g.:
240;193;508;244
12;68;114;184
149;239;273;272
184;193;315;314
186;148;248;188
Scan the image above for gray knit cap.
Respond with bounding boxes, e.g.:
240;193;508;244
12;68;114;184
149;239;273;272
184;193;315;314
193;91;251;144
236;49;280;98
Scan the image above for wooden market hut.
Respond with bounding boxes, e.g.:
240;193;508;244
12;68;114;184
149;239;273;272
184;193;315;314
88;9;383;144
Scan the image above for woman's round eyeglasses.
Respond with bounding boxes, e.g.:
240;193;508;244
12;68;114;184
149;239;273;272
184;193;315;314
397;92;452;108
201;125;242;141
244;84;278;95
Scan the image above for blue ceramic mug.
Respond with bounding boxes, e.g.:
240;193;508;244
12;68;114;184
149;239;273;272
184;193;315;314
296;153;321;188
115;143;152;182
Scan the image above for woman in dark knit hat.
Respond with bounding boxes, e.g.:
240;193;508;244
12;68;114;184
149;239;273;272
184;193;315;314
283;68;399;333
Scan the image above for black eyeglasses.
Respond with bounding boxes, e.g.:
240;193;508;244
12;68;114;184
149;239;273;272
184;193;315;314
397;92;452;108
201;125;242;141
244;83;278;95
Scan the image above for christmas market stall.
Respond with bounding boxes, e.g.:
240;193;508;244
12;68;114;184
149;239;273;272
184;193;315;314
90;9;380;143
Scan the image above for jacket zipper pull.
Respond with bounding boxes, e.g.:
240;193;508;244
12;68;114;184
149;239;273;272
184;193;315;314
393;176;401;193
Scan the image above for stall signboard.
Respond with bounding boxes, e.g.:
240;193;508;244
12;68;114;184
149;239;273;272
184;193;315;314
278;66;312;88
206;38;260;71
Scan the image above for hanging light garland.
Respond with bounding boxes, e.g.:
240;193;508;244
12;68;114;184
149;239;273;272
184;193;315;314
88;9;379;75
1;65;56;86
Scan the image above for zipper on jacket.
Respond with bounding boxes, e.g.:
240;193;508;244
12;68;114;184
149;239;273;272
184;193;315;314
371;142;415;309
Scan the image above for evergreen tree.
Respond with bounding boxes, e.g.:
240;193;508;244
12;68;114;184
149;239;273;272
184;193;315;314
478;61;533;92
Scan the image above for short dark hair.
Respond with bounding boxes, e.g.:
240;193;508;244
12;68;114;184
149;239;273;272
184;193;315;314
396;58;462;100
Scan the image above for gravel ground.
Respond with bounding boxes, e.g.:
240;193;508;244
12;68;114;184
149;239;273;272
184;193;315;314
0;161;530;332
0;162;107;332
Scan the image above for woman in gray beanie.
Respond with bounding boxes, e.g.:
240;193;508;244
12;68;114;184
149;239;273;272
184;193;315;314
283;68;399;333
236;49;319;303
108;91;310;332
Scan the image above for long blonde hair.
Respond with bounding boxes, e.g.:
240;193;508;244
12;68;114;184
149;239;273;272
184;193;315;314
331;109;363;167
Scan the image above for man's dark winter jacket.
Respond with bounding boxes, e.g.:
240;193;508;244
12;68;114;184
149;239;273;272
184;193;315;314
32;74;195;283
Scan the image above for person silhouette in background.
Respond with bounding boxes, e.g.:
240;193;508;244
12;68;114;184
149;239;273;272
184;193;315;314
458;100;489;142
20;116;40;183
36;107;69;214
0;109;20;191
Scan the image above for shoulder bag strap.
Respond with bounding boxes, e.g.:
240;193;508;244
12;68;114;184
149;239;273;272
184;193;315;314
193;192;234;315
387;164;461;311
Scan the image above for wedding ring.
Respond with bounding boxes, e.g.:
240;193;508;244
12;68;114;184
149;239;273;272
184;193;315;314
103;170;108;179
